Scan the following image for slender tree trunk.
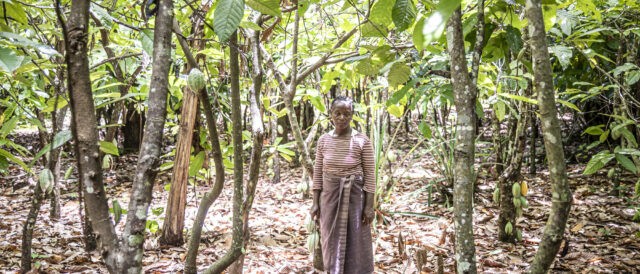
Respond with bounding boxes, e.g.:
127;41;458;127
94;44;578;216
203;31;244;274
230;24;266;273
526;0;572;272
20;174;46;272
171;17;228;273
446;7;478;274
119;0;173;270
62;0;120;270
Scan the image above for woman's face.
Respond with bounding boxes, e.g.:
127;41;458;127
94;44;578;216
331;101;353;133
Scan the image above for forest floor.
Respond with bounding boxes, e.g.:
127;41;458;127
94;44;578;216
1;134;640;273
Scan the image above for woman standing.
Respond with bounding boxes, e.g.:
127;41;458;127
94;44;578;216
310;96;375;273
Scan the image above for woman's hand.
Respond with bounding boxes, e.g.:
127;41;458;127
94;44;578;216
363;192;375;225
310;202;320;221
310;190;321;223
363;207;375;225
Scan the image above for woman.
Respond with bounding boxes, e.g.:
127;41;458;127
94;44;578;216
310;96;375;273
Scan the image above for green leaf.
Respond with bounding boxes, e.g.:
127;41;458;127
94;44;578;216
0;46;24;73
214;0;245;42
616;148;640;157
99;141;120;156
246;0;280;16
387;104;404;118
542;3;557;32
140;29;154;56
112;200;123;224
0;32;58;57
583;125;604;136
64;166;73;180
583;151;614;175
387;62;411;88
0;116;17;137
370;0;394;27
0;148;30;173
4;1;28;24
505;26;523;53
495;100;506;122
392;0;416;32
189;151;206;177
418;121;432;139
52;130;72;150
39;168;54;193
626;70;640;85
421;0;460;45
412;17;425;51
497;93;538;105
309;95;326;113
361;21;388;38
355;58;381;75
615;154;637;174
277;146;295;156
548;45;573;70
557;99;580;112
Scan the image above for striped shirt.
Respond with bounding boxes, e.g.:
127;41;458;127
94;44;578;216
313;130;376;193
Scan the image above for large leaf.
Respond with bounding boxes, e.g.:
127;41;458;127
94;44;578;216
392;0;416;32
370;0;394;27
548;45;573;70
498;93;538;105
99;141;120;156
387;62;411;88
52;130;72;150
361;21;388;38
0;32;58;56
214;0;245;42
0;148;30;173
189;151;206;177
3;2;27;25
583;151;614;175
615;154;637;174
246;0;280;16
140;29;154;56
0;46;24;73
355;58;381;76
421;0;460;46
387;104;404;118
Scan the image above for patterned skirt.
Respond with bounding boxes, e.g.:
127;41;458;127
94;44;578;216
320;173;374;274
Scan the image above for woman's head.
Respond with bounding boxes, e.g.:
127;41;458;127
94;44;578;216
330;96;354;135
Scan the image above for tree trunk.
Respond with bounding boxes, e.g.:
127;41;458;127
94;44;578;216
170;17;228;273
446;7;478;274
161;87;198;246
526;0;573;272
119;0;173;269
202;31;244;274
20;174;46;272
230;24;266;273
64;0;173;271
63;0;120;271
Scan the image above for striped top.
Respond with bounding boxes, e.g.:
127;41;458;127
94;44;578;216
313;130;376;193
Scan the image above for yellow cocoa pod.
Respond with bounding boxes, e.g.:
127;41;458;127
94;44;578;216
520;181;529;196
505;221;513;235
493;188;500;204
512;183;521;198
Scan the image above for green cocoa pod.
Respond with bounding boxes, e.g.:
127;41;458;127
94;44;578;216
513;197;521;208
505;221;513;235
305;214;316;233
187;68;206;91
512;182;521;198
493;188;500;204
516;229;523;241
307;231;319;252
520;196;528;208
